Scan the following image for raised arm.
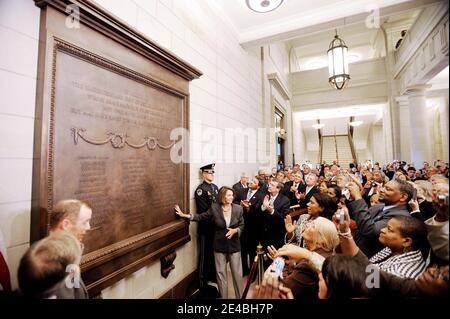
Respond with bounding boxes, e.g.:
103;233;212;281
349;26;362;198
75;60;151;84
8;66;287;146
347;182;385;238
174;204;213;222
331;207;359;257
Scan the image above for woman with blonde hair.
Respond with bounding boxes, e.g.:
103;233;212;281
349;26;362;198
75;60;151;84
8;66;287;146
273;217;339;272
266;217;339;299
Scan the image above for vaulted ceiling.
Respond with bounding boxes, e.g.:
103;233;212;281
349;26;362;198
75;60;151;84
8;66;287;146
210;0;438;46
209;0;447;154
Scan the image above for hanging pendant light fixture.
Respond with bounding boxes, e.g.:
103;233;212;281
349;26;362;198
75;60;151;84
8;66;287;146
246;0;284;13
328;30;350;90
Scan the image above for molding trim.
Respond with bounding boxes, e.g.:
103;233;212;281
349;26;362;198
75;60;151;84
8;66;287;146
34;0;202;81
292;79;387;95
394;2;449;93
393;2;447;76
267;73;291;100
240;0;442;47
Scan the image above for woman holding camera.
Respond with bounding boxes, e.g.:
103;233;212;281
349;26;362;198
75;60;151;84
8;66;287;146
174;186;244;298
267;216;339;299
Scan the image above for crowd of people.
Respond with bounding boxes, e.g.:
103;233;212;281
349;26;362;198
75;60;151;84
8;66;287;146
0;159;448;300
178;159;449;300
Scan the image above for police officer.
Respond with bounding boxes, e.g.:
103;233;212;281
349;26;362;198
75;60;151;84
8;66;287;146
195;163;219;296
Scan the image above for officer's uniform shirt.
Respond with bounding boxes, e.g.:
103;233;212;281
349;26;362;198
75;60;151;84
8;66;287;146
194;181;219;235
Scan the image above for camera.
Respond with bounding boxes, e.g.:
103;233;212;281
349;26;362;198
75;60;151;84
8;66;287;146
437;193;449;206
335;209;346;224
272;257;285;278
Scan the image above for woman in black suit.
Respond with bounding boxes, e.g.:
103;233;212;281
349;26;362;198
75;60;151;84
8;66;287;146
175;186;244;299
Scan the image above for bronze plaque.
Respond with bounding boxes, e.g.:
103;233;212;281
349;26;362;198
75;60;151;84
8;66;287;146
54;43;183;253
32;0;201;296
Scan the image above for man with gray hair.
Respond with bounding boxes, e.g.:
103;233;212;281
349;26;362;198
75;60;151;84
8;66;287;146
232;173;248;204
295;174;319;208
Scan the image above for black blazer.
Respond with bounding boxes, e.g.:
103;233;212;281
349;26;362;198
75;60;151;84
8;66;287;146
192;203;244;254
262;193;291;249
297;185;319;208
282;181;303;206
348;199;411;258
232;182;247;203
241;188;265;227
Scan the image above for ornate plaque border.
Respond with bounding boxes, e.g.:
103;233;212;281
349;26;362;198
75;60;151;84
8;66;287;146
32;0;201;296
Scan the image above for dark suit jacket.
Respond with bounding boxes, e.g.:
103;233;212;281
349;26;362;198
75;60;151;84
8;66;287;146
282;181;302;206
261;193;291;249
297;185;319;208
232;182;247;203
348;199;411;258
192;203;244;254
236;188;266;251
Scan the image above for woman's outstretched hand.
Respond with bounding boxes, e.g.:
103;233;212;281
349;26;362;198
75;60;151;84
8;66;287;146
174;205;191;219
267;245;278;260
284;215;297;233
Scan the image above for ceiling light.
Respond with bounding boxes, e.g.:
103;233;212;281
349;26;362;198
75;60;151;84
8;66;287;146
246;0;284;13
328;30;350;90
349;121;363;127
312;123;325;129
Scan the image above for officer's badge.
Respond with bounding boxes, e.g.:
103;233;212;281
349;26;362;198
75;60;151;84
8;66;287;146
196;189;202;196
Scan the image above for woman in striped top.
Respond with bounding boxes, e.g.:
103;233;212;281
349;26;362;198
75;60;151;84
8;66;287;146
369;215;428;279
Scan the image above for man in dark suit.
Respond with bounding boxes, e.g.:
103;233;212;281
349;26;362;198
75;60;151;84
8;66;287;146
282;173;304;206
194;163;219;294
232;173;248;204
296;174;319;208
237;176;265;275
346;178;414;258
261;180;290;250
362;170;385;205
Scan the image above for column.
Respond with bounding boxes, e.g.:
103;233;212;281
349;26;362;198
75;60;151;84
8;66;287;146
391;97;404;160
439;94;449;162
381;103;393;162
406;85;432;167
396;96;410;162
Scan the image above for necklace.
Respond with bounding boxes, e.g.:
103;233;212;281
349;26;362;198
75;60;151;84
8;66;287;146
222;205;231;212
